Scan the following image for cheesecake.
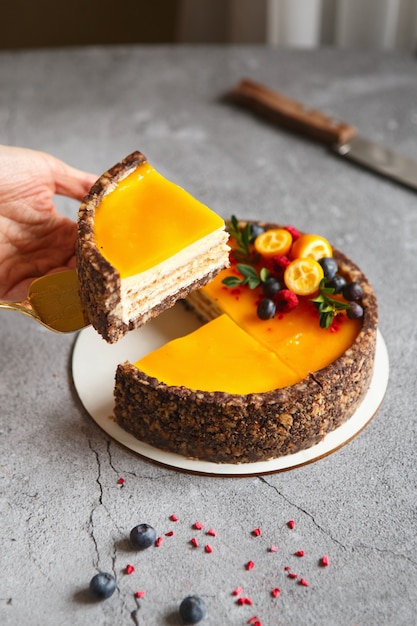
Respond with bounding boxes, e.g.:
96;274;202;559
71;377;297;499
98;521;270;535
114;220;378;463
77;152;229;343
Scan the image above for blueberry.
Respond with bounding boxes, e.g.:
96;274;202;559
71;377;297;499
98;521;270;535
89;572;116;600
326;275;346;294
262;276;282;298
249;223;265;242
342;281;363;301
257;298;276;320
130;523;157;550
179;595;207;624
319;257;338;279
347;302;364;319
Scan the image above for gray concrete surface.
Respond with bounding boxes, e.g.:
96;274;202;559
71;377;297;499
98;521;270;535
1;45;416;626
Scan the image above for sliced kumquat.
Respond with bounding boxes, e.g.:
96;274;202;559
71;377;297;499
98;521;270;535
254;228;293;258
290;233;332;261
284;258;324;296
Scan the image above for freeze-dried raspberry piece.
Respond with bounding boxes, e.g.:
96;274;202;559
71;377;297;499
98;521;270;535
284;225;301;241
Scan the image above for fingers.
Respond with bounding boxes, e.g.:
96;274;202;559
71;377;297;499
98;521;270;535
47;154;98;201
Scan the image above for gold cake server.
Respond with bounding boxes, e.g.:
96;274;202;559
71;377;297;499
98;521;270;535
228;78;417;191
0;269;89;333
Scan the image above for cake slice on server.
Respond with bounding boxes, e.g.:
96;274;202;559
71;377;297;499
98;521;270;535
77;152;229;343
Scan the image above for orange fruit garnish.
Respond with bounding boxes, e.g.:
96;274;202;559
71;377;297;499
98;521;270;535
284;258;324;296
254;228;292;258
291;233;332;261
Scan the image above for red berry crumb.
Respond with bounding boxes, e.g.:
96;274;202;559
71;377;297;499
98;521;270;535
116;477;125;485
232;586;243;596
249;618;263;626
205;544;213;553
190;537;199;548
135;590;145;598
207;528;217;537
252;528;261;537
193;521;204;530
299;578;310;587
246;560;255;570
275;289;299;312
155;537;163;547
170;514;178;522
269;545;278;552
125;564;135;575
321;555;330;567
165;531;174;537
287;519;295;529
237;596;253;606
288;572;298;579
294;550;305;557
271;588;281;598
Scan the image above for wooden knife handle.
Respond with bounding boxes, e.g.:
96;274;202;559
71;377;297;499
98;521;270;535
228;78;357;146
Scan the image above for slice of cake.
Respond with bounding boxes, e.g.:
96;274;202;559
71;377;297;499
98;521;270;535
77;152;229;343
114;219;378;464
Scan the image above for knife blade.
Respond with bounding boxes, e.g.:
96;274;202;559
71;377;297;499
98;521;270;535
228;78;417;191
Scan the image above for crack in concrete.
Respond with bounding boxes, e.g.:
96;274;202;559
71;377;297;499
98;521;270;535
259;477;417;567
258;475;347;550
130;605;140;626
352;542;417;568
88;439;104;567
106;440;119;476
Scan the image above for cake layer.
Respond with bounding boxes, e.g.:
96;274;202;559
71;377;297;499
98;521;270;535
135;314;302;393
94;162;226;277
77;152;229;343
188;249;363;379
113;233;227;326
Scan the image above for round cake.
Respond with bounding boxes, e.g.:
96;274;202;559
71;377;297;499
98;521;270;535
114;219;378;464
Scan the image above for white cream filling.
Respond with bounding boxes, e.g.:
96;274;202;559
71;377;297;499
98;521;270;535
113;227;229;324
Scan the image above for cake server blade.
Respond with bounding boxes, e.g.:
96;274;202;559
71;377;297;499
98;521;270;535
228;78;417;192
0;269;89;333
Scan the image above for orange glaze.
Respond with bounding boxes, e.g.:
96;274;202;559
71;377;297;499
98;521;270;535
94;162;224;278
201;266;362;379
135;314;302;394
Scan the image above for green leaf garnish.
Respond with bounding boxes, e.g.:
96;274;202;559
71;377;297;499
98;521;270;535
226;215;259;263
310;279;352;329
222;264;270;290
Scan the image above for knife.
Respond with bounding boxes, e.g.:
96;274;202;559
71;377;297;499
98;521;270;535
228;78;417;191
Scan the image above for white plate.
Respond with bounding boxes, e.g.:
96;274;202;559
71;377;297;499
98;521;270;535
71;305;389;476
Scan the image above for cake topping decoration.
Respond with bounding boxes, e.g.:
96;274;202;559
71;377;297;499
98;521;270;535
222;216;365;327
254;227;293;258
310;279;353;329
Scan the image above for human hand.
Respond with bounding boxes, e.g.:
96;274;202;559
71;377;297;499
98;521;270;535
0;145;97;300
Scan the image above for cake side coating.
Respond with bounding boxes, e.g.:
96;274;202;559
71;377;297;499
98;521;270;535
77;152;147;343
114;240;378;464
